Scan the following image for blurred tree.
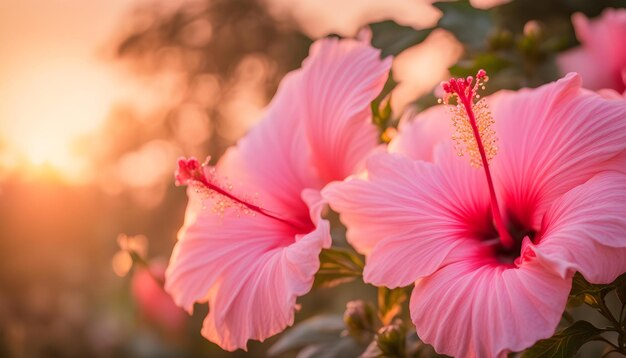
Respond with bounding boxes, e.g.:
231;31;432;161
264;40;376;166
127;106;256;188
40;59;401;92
78;2;314;355
112;0;311;161
83;0;315;254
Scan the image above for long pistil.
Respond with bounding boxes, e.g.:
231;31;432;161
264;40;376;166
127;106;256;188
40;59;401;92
175;157;303;230
442;70;514;249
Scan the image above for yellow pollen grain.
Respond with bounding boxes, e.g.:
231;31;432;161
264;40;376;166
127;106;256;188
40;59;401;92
193;170;261;218
449;97;498;168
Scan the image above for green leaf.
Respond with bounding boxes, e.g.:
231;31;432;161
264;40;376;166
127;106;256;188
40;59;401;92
371;99;394;143
521;321;603;358
370;21;433;58
267;315;345;356
371;71;397;109
433;0;493;50
570;272;626;303
613;272;626;306
570;272;615;298
314;248;364;288
378;287;409;326
370;73;397;142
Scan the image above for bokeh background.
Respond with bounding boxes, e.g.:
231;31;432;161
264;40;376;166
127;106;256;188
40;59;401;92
0;0;624;357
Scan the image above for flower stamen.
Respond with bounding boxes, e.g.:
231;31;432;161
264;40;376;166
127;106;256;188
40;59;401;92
175;157;302;229
441;70;514;249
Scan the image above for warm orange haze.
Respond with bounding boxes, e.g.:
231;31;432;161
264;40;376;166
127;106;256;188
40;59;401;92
0;0;457;183
0;0;624;357
0;1;126;181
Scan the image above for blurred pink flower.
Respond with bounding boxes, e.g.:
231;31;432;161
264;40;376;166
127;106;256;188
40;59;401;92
324;73;626;357
558;9;626;92
132;261;186;331
165;36;391;351
469;0;510;10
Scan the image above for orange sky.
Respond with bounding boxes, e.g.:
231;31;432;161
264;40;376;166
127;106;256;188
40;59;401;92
0;0;135;181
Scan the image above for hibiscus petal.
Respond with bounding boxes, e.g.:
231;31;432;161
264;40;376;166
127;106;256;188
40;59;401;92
533;171;626;283
200;216;330;351
388;104;452;162
324;147;492;287
300;37;392;182
226;71;319;218
165;188;330;350
165;189;294;313
492;73;626;228
411;256;571;358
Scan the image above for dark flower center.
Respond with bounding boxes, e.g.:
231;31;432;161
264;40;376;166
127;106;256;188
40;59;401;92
492;214;537;264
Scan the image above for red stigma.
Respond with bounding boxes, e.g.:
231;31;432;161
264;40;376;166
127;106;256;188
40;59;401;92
175;157;205;186
441;70;489;108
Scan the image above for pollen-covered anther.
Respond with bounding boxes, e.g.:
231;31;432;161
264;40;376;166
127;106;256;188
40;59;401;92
175;156;259;217
440;70;497;167
439;70;514;249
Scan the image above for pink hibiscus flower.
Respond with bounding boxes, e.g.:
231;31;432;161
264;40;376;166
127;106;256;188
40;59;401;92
165;36;391;351
324;71;626;357
558;8;626;92
132;261;186;331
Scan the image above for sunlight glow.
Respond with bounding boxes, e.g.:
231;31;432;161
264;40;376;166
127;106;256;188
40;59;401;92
0;59;117;183
0;0;135;184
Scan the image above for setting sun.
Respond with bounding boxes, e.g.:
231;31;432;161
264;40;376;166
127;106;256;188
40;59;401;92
0;59;117;180
0;0;132;182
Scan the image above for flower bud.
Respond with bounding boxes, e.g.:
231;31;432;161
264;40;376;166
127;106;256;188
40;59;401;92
523;20;543;39
375;320;406;357
518;20;546;61
343;300;375;343
488;30;513;50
